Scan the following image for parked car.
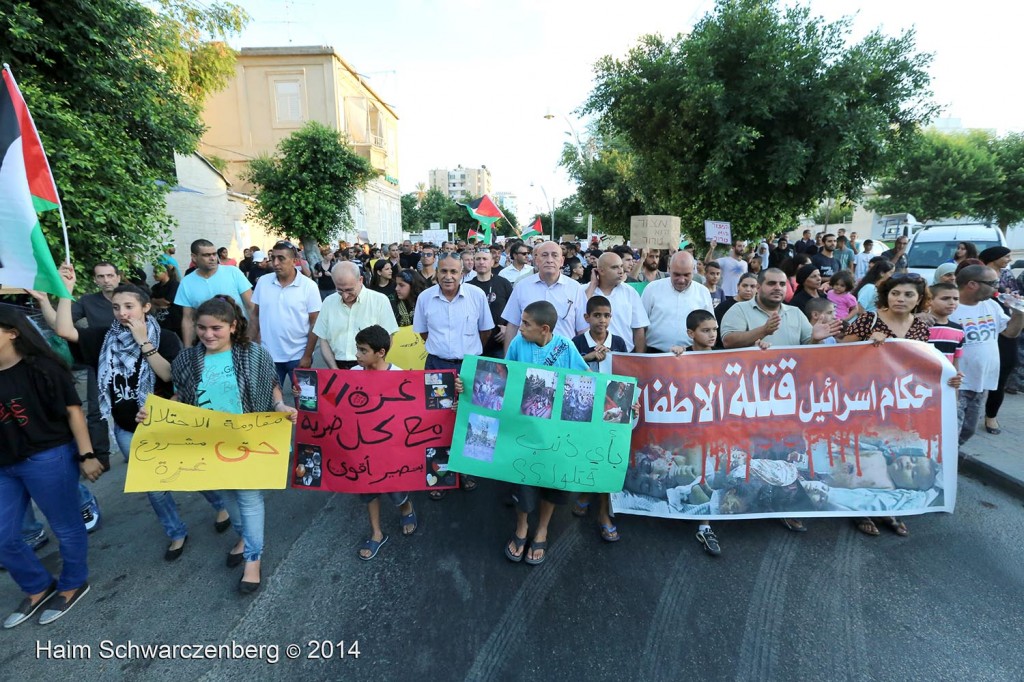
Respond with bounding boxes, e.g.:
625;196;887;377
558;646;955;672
906;224;1007;282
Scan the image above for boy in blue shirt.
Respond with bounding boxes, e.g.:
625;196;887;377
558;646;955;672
571;295;626;541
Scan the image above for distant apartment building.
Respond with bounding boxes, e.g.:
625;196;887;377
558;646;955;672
494;191;518;217
199;46;401;245
428;165;493;200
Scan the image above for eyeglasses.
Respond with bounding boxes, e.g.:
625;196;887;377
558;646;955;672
515;250;529;256
890;273;923;282
274;240;296;250
974;279;999;287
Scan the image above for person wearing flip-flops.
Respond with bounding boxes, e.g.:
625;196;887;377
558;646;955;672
350;326;419;559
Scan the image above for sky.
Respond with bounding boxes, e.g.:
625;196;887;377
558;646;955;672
231;0;1024;221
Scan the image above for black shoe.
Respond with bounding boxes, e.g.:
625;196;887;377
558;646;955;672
226;550;244;568
238;577;260;594
164;536;188;562
214;516;231;533
3;582;56;629
696;528;722;556
38;583;90;625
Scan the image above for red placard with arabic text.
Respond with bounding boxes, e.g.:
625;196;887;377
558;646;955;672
291;369;459;493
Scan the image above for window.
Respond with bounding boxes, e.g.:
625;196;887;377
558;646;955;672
269;74;306;127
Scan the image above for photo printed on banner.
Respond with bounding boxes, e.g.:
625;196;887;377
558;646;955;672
424;372;456;410
472;360;507;411
561;374;596;422
293;444;323;488
521;368;557;419
295;370;318;412
465;413;500;462
603;380;634;424
425;446;458;488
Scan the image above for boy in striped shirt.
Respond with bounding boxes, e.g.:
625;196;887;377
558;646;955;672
927;283;965;390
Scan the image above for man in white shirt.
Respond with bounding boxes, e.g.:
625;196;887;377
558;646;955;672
502;241;588;352
251;241;323;389
705;239;749;299
583;252;649;352
313;262;398;369
498;242;535;283
950;265;1024;444
642;251;714;353
853;239;876;281
414;254;494;371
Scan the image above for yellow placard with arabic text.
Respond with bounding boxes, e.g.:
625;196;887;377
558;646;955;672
124;395;293;492
386;326;427;370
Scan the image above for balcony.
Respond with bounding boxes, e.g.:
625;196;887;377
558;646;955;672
352;138;388;172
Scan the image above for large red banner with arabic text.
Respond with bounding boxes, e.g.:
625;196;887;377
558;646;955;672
291;369;459;493
611;340;957;520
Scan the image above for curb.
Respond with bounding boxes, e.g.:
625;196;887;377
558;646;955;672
959;455;1024;500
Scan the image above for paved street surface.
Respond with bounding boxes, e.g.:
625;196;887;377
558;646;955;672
3;458;1024;681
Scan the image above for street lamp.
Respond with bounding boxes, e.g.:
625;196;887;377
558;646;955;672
530;181;555;242
543;110;592;244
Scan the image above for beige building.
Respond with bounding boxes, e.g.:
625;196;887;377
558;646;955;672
199;46;401;245
428;165;493;200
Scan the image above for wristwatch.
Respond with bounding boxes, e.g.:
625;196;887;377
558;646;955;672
74;451;97;463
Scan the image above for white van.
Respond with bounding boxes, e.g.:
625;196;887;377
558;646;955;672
906;224;1007;281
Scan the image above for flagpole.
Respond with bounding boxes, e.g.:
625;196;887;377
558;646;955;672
3;64;71;264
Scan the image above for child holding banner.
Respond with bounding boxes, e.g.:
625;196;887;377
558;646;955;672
169;296;297;593
352;325;418;560
0;307;102;627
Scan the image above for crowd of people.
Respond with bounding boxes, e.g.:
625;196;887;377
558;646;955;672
1;228;1019;628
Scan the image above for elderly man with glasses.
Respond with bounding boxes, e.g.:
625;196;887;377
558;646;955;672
313;262;399;370
498;242;535;284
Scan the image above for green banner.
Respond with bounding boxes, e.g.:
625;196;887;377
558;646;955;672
449;356;637;492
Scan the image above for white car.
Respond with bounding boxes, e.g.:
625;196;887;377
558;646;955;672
906;224;1006;282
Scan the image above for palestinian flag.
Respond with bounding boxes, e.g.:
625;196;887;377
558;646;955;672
459;194;506;244
521;216;543;240
0;65;70;298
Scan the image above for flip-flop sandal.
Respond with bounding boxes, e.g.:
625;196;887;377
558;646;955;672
571;500;590;517
855;519;880;536
505;533;527;563
460;477;478;492
358;535;389;560
401;510;418;536
599;524;620;542
428;489;447;501
886;518;909;537
524;540;548;566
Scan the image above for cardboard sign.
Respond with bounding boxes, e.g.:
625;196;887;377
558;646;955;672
704;220;732;243
422;229;448;245
125;396;293;492
629;215;681;250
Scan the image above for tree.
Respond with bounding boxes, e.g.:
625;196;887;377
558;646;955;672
246;122;377;254
1;0;247;282
400;193;421;235
982;133;1024;231
811;199;854;226
581;0;937;241
868;130;1001;224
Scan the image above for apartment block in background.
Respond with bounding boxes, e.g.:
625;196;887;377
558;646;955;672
428;165;493;200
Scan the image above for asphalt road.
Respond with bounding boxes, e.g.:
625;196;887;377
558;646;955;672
2;464;1022;682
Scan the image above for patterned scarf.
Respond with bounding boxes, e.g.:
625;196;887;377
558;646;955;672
171;342;278;413
396;300;414;327
98;316;161;419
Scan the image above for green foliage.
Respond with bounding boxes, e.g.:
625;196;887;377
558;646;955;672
811;199;854;226
407;188;517;242
245;122;377;245
581;0;937;241
980;133;1024;231
400;193;421;234
868;130;1001;223
1;0;247;287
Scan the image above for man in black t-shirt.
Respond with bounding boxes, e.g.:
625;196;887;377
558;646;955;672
467;250;513;358
810;233;841;279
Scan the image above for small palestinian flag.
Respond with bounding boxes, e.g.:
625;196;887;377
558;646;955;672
0;65;69;297
521;216;543;240
459;194;507;244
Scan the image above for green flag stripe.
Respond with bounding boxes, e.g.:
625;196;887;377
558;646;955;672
28;221;70;298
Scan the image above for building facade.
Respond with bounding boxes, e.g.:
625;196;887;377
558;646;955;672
199;46;401;245
428;165;493;200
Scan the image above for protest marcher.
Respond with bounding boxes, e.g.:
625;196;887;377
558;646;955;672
459;249;477;283
570;261;586;282
399;241;420;270
498;242;533;283
166;297;297;594
794;229;816;255
635;248;666;282
47;269;230;561
150;263;182;337
217;247;236;266
238;248;254;277
704;261;725;307
612;245;640;283
849;231;861;254
313;246;337;301
714;272;758;347
246;251;271;287
842;273;932;538
810;234;841;278
394;269;428;327
720;268;841;533
853;239;876;281
949;241;978;266
468;250;513;358
780;254;809;303
769;237;794;269
826;271;860;324
158;244;181;278
0;307;102;628
313;262;398;370
386;243;402;270
747;255;763;276
641;251;714;354
175;239;253;348
853;260;894;315
571;295;627;542
789;265;827;312
979;246;1020;435
950;264;1020;444
351;325;418;559
250;241;322;390
501;241;588;353
705;239;749;301
926;283;965;388
369;259;399;310
584;252;649;352
882;236;910;273
803;298;841;344
834;236;855;273
933;262;957;285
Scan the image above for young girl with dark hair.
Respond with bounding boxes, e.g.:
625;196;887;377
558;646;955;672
167;296;296;594
0;305;102;628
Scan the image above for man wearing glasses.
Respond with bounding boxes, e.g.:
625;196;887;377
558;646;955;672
501;241;588;353
882;237;910;273
175;238;254;347
313;262;398;370
498;242;535;284
949;264;1024;445
417;244;438;284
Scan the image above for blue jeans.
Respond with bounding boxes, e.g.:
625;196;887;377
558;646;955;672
221;490;264;561
114;426;225;541
275;360;301;392
0;442;88;593
21;504;43;538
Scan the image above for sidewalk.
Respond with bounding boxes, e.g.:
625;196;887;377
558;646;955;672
958;390;1024;498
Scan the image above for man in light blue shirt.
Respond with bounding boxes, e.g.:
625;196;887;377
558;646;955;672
174;239;253;347
413;255;494;371
501;241;588;351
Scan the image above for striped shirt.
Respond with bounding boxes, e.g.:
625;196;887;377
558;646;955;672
927;321;965;364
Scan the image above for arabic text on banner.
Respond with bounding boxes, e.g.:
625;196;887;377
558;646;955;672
125;395;293;492
611;340;957;520
292;369;459;493
447;356;637;493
